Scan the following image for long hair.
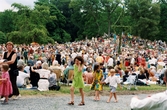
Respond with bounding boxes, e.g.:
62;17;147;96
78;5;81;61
94;64;100;72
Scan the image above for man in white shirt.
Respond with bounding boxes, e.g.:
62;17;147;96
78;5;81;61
17;66;30;88
107;55;114;67
130;70;167;110
148;56;157;66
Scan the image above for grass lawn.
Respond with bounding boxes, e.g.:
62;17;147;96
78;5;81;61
19;84;166;97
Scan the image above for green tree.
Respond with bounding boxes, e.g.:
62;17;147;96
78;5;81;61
8;3;55;44
35;0;71;43
70;0;124;39
158;0;167;41
51;0;77;41
0;10;15;40
0;31;7;44
101;0;121;36
47;4;71;43
69;0;85;40
125;0;160;40
70;0;106;39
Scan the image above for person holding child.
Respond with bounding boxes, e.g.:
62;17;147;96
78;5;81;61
68;56;85;106
102;69;122;103
91;64;103;101
0;64;13;104
1;42;20;99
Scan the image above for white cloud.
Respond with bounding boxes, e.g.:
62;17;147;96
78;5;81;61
0;0;11;12
0;0;37;12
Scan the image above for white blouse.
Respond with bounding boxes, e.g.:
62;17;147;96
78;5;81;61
35;69;50;78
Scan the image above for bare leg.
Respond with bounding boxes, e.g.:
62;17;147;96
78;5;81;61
107;92;113;103
5;96;8;103
70;86;74;102
97;91;100;100
113;93;118;102
79;88;84;103
94;91;98;100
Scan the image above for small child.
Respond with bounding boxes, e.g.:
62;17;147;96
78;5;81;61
0;64;13;104
102;69;122;103
91;64;103;101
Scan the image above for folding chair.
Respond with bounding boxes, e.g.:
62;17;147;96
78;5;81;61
123;73;138;90
66;69;74;86
52;69;62;85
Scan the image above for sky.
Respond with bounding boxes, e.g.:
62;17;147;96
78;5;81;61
0;0;37;12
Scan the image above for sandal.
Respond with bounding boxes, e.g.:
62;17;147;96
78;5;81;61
78;102;85;106
114;100;118;103
1;100;8;105
96;98;100;101
68;101;74;105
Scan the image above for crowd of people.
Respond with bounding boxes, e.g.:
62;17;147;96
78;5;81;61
0;35;166;108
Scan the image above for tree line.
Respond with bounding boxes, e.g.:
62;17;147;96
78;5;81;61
0;0;166;44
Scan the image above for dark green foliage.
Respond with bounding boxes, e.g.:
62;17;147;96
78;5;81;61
0;31;7;44
0;10;15;34
158;2;167;41
0;0;166;43
125;0;160;40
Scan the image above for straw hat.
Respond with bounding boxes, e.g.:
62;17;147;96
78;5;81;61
6;41;14;47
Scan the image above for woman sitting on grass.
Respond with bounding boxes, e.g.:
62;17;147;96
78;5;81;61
31;62;50;91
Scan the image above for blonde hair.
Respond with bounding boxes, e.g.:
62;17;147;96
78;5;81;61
42;62;48;69
110;69;115;73
108;69;115;76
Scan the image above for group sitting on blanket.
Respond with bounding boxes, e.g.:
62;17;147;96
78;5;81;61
17;61;60;91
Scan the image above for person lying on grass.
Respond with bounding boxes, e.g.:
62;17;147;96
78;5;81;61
130;69;167;110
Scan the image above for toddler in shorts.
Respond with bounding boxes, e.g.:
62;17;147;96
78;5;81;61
102;69;122;103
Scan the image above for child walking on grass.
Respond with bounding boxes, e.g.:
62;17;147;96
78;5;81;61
0;64;13;104
102;69;122;103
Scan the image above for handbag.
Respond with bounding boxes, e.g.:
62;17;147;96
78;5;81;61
13;69;19;76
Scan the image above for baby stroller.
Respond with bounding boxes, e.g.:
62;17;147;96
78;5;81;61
123;73;138;90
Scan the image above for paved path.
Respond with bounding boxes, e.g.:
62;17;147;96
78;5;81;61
0;94;148;110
